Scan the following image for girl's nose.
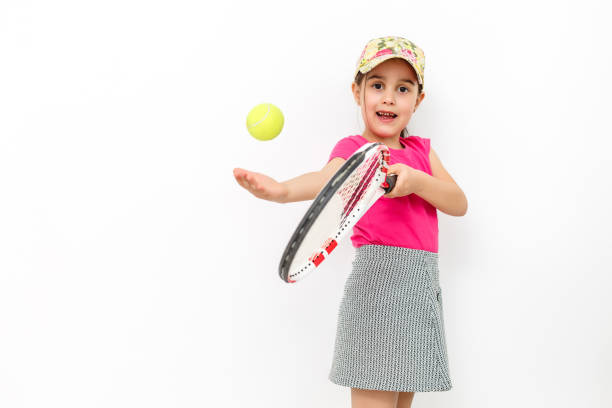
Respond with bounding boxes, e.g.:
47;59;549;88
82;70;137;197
383;92;395;104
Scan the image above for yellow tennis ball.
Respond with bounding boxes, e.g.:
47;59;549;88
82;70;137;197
246;103;284;141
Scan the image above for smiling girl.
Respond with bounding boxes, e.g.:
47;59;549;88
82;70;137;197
234;36;467;408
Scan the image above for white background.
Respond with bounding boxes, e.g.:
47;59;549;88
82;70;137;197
1;0;611;407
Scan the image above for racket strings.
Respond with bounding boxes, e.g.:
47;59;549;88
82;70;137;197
338;152;381;224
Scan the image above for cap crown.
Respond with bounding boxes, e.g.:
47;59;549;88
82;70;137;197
355;36;425;87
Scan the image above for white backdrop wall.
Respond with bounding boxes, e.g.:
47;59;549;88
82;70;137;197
1;0;610;407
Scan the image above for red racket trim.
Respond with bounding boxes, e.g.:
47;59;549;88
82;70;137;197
324;238;338;254
309;251;325;267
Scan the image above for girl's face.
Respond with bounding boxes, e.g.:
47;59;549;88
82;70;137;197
352;58;425;142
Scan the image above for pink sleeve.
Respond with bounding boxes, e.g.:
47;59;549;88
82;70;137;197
419;137;433;175
327;137;361;163
422;137;431;155
410;135;430;154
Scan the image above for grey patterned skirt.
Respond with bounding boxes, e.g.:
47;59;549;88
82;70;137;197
329;244;452;392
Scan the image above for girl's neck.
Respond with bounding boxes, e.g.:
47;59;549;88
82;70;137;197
360;129;404;149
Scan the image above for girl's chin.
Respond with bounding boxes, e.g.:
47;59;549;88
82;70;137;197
370;121;403;135
370;129;399;139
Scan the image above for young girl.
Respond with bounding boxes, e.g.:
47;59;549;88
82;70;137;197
234;36;467;408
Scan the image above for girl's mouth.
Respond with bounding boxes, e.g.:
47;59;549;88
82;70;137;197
376;111;397;122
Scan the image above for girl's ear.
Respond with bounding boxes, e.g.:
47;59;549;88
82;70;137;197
415;91;426;109
351;82;361;106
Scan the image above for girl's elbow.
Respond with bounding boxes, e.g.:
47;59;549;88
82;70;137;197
449;197;468;217
458;198;468;216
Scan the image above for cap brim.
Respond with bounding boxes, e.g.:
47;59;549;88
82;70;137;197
355;55;423;85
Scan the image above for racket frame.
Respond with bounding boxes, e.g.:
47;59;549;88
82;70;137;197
278;142;392;283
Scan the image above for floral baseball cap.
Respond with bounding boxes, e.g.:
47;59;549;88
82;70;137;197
355;36;426;87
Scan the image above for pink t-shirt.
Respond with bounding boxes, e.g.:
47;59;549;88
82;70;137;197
327;134;438;253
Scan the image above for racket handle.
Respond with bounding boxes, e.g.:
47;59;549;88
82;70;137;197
383;174;397;194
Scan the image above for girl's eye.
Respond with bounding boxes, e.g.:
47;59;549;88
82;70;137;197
372;83;410;93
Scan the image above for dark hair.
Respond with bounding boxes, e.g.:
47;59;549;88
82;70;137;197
354;70;423;138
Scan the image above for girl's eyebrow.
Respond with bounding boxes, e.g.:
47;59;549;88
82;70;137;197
367;74;416;86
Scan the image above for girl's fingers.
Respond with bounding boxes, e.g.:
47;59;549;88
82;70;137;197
248;180;259;191
238;176;253;191
235;172;259;194
246;174;258;189
234;170;270;196
236;172;250;187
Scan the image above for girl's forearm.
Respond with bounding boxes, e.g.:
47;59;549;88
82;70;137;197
415;171;468;216
280;171;326;203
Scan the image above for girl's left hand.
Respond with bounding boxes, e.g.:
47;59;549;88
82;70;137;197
383;163;424;198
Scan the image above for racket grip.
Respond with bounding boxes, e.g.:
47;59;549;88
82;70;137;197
383;174;398;194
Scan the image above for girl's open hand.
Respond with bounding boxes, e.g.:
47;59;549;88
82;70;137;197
383;163;425;198
233;168;289;203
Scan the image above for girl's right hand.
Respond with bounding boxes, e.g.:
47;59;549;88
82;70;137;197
233;168;289;203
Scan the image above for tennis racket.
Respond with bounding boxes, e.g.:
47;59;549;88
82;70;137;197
278;142;397;283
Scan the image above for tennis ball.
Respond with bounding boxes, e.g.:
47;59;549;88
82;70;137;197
246;103;284;141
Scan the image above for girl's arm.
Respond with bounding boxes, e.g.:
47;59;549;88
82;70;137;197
383;147;467;216
233;157;346;203
416;147;467;216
